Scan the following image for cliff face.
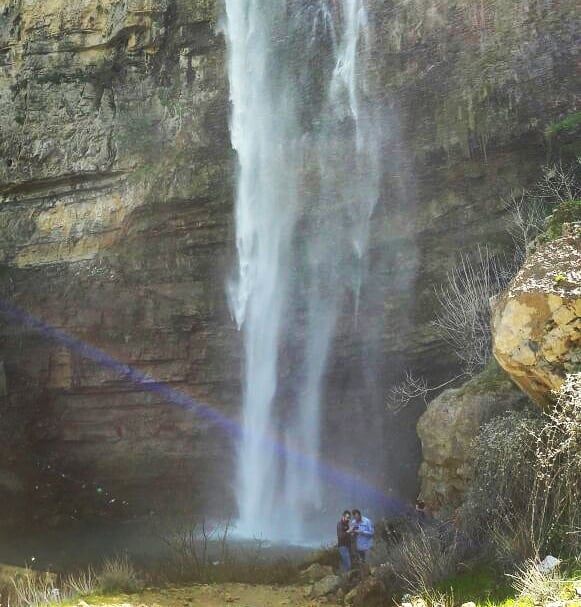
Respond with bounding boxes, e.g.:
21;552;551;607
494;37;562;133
0;0;578;528
0;0;237;526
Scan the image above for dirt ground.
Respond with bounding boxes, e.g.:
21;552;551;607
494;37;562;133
80;584;341;607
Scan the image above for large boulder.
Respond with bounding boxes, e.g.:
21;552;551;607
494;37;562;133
417;363;529;512
344;575;387;607
492;224;581;406
309;574;342;598
299;563;334;583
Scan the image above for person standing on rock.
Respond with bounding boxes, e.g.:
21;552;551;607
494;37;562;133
337;510;352;572
349;509;374;563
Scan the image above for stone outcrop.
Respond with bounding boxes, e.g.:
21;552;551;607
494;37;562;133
309;575;342;599
299;564;334;584
344;575;387;607
492;224;581;406
417;363;530;512
0;0;578;528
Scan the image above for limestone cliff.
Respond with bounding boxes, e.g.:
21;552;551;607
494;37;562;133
0;0;236;527
492;223;581;406
0;0;578;528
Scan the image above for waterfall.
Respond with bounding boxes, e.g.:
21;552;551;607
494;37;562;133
225;0;380;541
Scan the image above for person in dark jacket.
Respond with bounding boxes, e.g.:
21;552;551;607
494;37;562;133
337;510;352;572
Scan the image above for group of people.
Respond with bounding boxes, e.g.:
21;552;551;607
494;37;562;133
336;500;430;573
336;509;374;573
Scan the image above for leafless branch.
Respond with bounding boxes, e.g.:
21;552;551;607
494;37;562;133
386;371;468;412
503;190;547;262
535;160;581;205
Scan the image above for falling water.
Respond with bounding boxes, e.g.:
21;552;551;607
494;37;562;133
226;0;381;541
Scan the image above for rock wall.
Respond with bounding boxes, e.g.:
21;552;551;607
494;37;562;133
0;0;237;527
0;0;578;528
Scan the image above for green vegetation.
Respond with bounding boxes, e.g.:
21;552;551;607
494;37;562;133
456;359;513;397
544;199;581;241
545;112;581;137
433;566;515;607
429;561;581;607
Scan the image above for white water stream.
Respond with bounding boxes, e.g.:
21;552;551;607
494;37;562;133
225;0;380;541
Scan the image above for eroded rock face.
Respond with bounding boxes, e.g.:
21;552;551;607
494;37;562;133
0;0;236;527
492;225;581;406
417;365;529;512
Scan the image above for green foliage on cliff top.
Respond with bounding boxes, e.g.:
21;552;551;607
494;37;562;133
546;112;581;137
543;199;581;240
455;359;514;397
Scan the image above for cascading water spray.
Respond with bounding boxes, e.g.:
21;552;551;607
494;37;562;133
225;1;303;539
226;0;382;541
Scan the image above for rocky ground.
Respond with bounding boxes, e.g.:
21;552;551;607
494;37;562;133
70;585;340;607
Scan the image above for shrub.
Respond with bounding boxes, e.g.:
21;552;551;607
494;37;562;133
373;523;469;596
61;568;96;597
509;559;563;604
9;569;62;607
529;373;581;556
97;555;142;594
504;190;547;261
459;409;542;542
5;566;99;607
460;374;581;562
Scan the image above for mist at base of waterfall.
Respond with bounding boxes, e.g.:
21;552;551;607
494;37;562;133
0;519;323;573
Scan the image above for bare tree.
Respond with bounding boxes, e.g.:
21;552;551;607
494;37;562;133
432;246;515;374
503;190;547;262
535;160;581;205
386;371;430;412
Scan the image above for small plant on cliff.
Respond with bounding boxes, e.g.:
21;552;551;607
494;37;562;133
544;199;581;241
503;190;547;261
535;160;581;205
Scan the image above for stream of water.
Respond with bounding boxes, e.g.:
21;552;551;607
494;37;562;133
225;0;381;541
